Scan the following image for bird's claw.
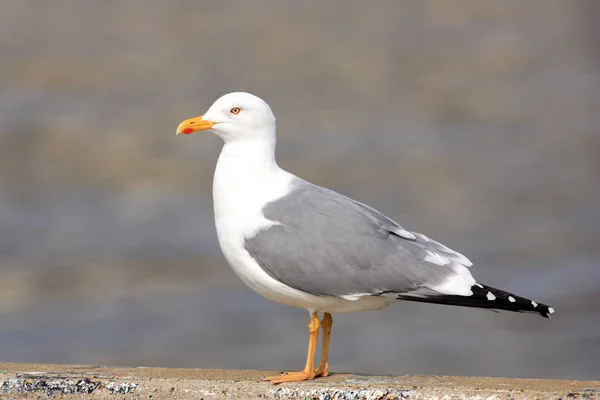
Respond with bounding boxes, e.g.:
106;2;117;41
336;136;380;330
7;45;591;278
262;370;316;384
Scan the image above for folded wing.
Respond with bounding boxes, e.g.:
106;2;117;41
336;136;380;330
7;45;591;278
245;179;476;300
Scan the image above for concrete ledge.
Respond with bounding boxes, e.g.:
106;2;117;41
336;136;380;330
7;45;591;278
0;363;598;400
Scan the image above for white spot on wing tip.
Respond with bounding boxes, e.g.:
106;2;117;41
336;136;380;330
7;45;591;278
486;291;496;301
531;300;538;307
508;296;516;303
548;307;555;314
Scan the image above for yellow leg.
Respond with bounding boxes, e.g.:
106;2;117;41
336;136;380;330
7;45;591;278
315;313;332;377
262;312;320;384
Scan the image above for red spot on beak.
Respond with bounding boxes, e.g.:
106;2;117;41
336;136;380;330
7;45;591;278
182;128;194;134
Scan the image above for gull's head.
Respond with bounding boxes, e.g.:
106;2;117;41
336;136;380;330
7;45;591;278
176;92;276;143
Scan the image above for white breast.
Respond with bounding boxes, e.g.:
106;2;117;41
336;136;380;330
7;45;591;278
213;142;317;307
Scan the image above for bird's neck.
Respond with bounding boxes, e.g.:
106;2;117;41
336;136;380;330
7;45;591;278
213;138;293;235
214;138;283;206
216;138;278;176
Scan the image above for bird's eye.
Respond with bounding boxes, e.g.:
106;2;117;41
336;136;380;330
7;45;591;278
230;107;241;115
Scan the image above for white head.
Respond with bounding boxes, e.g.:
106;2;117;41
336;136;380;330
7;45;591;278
176;92;276;144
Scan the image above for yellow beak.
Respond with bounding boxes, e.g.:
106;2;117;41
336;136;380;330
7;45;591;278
176;115;216;135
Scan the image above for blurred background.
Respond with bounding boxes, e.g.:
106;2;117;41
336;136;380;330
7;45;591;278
0;0;598;381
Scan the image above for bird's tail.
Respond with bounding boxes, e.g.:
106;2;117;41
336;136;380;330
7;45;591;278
397;283;555;318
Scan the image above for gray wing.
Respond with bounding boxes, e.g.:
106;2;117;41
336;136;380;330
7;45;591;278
244;179;474;299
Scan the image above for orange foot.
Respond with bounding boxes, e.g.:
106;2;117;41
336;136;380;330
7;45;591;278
315;364;329;378
262;370;316;384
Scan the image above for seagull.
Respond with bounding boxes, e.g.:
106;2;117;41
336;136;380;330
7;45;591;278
176;92;554;384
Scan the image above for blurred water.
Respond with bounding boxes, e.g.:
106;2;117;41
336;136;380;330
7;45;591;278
0;0;599;381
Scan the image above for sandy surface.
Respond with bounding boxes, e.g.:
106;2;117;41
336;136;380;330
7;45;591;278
0;362;598;399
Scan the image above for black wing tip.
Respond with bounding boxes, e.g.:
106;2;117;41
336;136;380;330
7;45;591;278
472;283;555;318
532;305;555;319
397;282;555;318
